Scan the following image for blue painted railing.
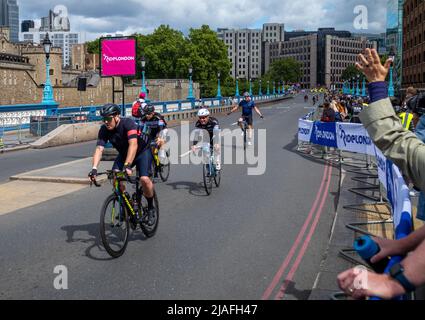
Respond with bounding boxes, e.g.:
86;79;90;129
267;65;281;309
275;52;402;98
0;93;289;132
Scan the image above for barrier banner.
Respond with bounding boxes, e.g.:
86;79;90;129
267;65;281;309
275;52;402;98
298;120;313;142
375;147;388;193
336;123;374;156
310;121;337;147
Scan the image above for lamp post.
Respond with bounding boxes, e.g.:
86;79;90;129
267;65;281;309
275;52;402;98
249;78;252;96
259;79;262;96
278;81;281;95
273;81;276;95
356;74;360;96
282;81;285;94
361;76;366;97
235;75;240;98
388;48;395;97
351;77;355;95
187;65;194;100
267;80;270;95
41;33;55;106
141;56;148;101
216;72;222;99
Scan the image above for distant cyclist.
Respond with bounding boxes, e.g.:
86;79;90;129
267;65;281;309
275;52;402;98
227;92;263;146
191;108;221;170
131;92;147;119
139;104;168;162
88;103;156;225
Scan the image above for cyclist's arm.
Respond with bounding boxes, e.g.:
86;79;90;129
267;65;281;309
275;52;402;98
92;145;104;170
228;104;239;114
254;106;263;117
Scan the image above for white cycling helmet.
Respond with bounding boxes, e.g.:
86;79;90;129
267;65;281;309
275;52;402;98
197;108;210;117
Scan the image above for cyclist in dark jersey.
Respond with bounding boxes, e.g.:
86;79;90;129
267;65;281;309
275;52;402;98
227;91;263;145
191;108;221;170
88;103;156;223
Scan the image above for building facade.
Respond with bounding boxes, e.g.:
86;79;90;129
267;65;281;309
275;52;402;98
0;0;19;43
402;0;425;91
267;34;318;89
20;30;81;67
21;20;34;33
218;23;284;80
266;32;376;89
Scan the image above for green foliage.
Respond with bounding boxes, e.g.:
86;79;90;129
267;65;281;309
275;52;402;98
263;58;302;84
341;65;361;81
87;24;232;98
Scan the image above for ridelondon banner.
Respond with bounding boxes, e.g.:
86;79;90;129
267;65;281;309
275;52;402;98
298;117;412;237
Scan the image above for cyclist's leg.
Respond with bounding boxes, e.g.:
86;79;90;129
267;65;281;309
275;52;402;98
135;149;155;209
112;154;126;192
238;116;245;132
246;115;254;140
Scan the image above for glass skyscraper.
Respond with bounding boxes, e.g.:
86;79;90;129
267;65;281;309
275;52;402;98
0;0;19;43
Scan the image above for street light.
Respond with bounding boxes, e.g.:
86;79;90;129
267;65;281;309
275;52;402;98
140;56;149;101
388;47;395;97
356;74;360;96
187;65;194;100
249;78;252;96
267;80;270;95
259;79;262;96
216;72;222;99
41;33;55;106
351;77;355;95
235;75;240;98
361;76;367;97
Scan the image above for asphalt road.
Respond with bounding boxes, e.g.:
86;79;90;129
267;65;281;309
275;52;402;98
0;94;340;300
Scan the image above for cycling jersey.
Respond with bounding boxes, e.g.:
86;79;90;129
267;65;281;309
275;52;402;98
194;117;220;145
97;117;150;158
239;100;255;116
140;113;167;141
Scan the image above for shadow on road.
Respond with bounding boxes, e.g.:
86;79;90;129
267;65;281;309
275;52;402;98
277;280;312;300
61;223;147;261
166;181;210;197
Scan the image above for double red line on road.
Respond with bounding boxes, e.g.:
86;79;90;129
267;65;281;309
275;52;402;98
262;161;333;300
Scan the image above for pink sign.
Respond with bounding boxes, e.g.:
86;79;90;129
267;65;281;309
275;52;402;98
101;39;136;77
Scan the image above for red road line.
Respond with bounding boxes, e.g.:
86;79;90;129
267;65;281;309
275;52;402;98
261;162;330;300
275;162;333;300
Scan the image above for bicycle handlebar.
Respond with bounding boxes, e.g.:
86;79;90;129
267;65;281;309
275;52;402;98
90;170;139;188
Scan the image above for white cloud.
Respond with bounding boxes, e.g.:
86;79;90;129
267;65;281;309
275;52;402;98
19;0;388;41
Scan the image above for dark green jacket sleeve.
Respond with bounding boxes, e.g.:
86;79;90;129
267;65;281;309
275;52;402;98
359;98;425;191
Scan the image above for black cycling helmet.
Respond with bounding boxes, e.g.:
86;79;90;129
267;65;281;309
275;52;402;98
143;104;155;114
100;103;121;117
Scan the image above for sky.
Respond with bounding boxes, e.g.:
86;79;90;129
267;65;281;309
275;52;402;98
17;0;389;41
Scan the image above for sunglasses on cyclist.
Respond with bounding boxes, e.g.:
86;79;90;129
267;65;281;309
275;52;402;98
102;116;114;123
199;116;208;120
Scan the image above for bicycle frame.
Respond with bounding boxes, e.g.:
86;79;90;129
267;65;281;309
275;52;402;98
111;172;138;219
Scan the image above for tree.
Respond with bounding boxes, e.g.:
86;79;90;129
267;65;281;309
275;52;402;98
263;58;302;84
341;65;361;81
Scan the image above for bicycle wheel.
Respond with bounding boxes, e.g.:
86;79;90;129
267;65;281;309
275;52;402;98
203;163;213;195
159;152;170;182
243;127;247;151
214;166;221;187
140;191;159;237
99;194;129;258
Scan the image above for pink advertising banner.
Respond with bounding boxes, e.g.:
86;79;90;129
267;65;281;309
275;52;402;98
100;38;136;77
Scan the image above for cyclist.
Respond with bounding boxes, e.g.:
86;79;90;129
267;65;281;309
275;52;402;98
227;91;264;146
191;108;221;170
139;104;169;168
88;103;156;225
131;92;147;119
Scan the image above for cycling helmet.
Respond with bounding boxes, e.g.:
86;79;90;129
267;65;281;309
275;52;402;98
142;104;155;114
243;92;250;98
139;92;146;99
100;103;121;117
197;108;210;117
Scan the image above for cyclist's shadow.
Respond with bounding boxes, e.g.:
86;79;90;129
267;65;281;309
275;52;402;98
61;223;148;261
166;181;209;197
